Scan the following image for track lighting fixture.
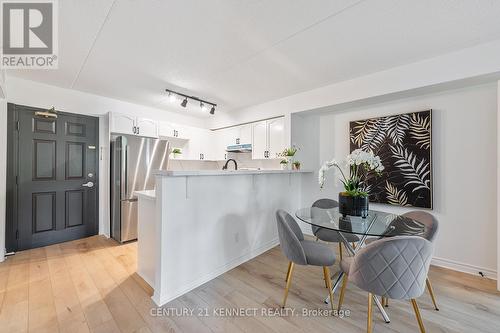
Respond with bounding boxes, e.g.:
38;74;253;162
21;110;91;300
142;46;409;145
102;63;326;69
180;97;188;108
165;88;217;115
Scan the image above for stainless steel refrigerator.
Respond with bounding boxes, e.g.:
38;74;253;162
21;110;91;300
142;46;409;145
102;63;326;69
110;135;170;243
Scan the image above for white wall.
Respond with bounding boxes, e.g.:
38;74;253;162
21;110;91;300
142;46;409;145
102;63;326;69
293;83;498;278
5;77;208;127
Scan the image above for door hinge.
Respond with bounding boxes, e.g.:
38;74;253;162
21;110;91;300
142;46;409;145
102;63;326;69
15;230;19;239
15;121;19;131
15;175;18;185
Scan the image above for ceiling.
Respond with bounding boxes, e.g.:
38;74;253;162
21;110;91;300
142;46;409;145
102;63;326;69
7;0;500;117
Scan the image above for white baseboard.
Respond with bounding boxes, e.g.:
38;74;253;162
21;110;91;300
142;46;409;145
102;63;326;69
431;256;497;280
152;238;280;306
300;224;497;280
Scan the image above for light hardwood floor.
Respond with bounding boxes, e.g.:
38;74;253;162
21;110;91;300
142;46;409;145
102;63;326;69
0;235;498;333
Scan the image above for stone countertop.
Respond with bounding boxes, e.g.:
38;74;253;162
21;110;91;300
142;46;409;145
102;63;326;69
154;169;313;177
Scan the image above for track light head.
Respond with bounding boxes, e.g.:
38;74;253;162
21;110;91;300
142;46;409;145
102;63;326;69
180;98;188;108
200;102;207;112
210;106;216;115
168;92;176;103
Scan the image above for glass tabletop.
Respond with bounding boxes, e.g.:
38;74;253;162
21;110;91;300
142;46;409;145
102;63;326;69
295;207;429;238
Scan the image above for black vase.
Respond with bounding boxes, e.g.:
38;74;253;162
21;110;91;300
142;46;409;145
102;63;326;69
338;193;369;218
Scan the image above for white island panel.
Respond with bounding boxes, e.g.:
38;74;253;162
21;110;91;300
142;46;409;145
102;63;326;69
150;171;309;306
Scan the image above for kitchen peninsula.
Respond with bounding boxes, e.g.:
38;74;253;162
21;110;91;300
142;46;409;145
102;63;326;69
135;169;311;306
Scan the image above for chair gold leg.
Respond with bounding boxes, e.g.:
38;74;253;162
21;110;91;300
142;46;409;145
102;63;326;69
323;267;335;312
411;299;426;333
367;292;373;333
339;243;343;260
337;274;348;311
426;278;439;311
382;296;389;307
285;261;292;282
282;262;294;308
352;242;356;249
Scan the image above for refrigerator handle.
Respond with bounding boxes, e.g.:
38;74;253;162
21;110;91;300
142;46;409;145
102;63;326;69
124;145;129;198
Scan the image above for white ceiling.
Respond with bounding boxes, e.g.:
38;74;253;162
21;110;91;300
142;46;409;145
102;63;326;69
7;0;500;117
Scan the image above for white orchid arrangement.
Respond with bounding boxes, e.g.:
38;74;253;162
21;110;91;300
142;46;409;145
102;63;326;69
319;149;385;197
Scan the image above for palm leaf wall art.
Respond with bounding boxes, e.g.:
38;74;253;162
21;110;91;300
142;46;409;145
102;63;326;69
349;110;433;208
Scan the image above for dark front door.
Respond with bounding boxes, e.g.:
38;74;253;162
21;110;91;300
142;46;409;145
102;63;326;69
12;104;99;250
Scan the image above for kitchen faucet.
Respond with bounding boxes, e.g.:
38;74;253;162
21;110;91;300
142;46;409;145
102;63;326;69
222;159;238;170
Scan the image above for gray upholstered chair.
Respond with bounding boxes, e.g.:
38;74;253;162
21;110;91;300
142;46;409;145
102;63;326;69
311;199;359;260
402;211;439;311
337;236;433;333
375;211;440;310
276;209;336;311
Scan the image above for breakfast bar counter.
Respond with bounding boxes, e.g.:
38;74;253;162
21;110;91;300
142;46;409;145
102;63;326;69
136;169;311;306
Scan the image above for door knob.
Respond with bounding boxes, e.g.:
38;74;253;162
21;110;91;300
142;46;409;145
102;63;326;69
82;181;94;188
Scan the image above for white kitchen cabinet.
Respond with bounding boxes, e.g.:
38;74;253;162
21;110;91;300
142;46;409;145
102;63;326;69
159;122;190;140
211;130;228;161
252;121;268;159
267;117;285;158
111;114;136;135
237;124;252;144
111;113;158;138
136;118;158;138
185;128;214;160
251;117;285;159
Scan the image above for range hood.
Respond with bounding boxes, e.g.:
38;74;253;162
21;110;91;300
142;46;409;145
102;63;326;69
226;144;252;153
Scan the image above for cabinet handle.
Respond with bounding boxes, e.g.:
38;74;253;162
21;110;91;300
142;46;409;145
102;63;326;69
132;126;136;134
137;127;140;135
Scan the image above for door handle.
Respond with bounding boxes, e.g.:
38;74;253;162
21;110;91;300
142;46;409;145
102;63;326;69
82;181;94;188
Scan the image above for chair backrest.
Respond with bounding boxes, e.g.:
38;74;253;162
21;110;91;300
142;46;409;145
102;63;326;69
311;199;339;235
402;211;439;242
347;236;433;300
276;210;307;265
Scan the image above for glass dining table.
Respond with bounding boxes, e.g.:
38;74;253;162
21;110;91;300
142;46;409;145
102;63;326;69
295;206;429;323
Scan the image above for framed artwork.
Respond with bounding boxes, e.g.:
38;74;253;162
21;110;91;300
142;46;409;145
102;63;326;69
349;110;433;208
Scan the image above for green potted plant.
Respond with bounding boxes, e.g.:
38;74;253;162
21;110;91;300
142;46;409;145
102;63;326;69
280;159;289;170
319;149;384;217
292;161;301;171
171;148;182;159
279;146;299;165
282;146;298;157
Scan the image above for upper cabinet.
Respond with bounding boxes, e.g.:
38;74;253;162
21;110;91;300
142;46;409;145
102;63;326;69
110;112;286;161
267;117;285;159
252;117;285;159
111;114;136;136
136;118;159;138
110;113;158;138
251;121;268;160
235;124;252;145
158;122;190;140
